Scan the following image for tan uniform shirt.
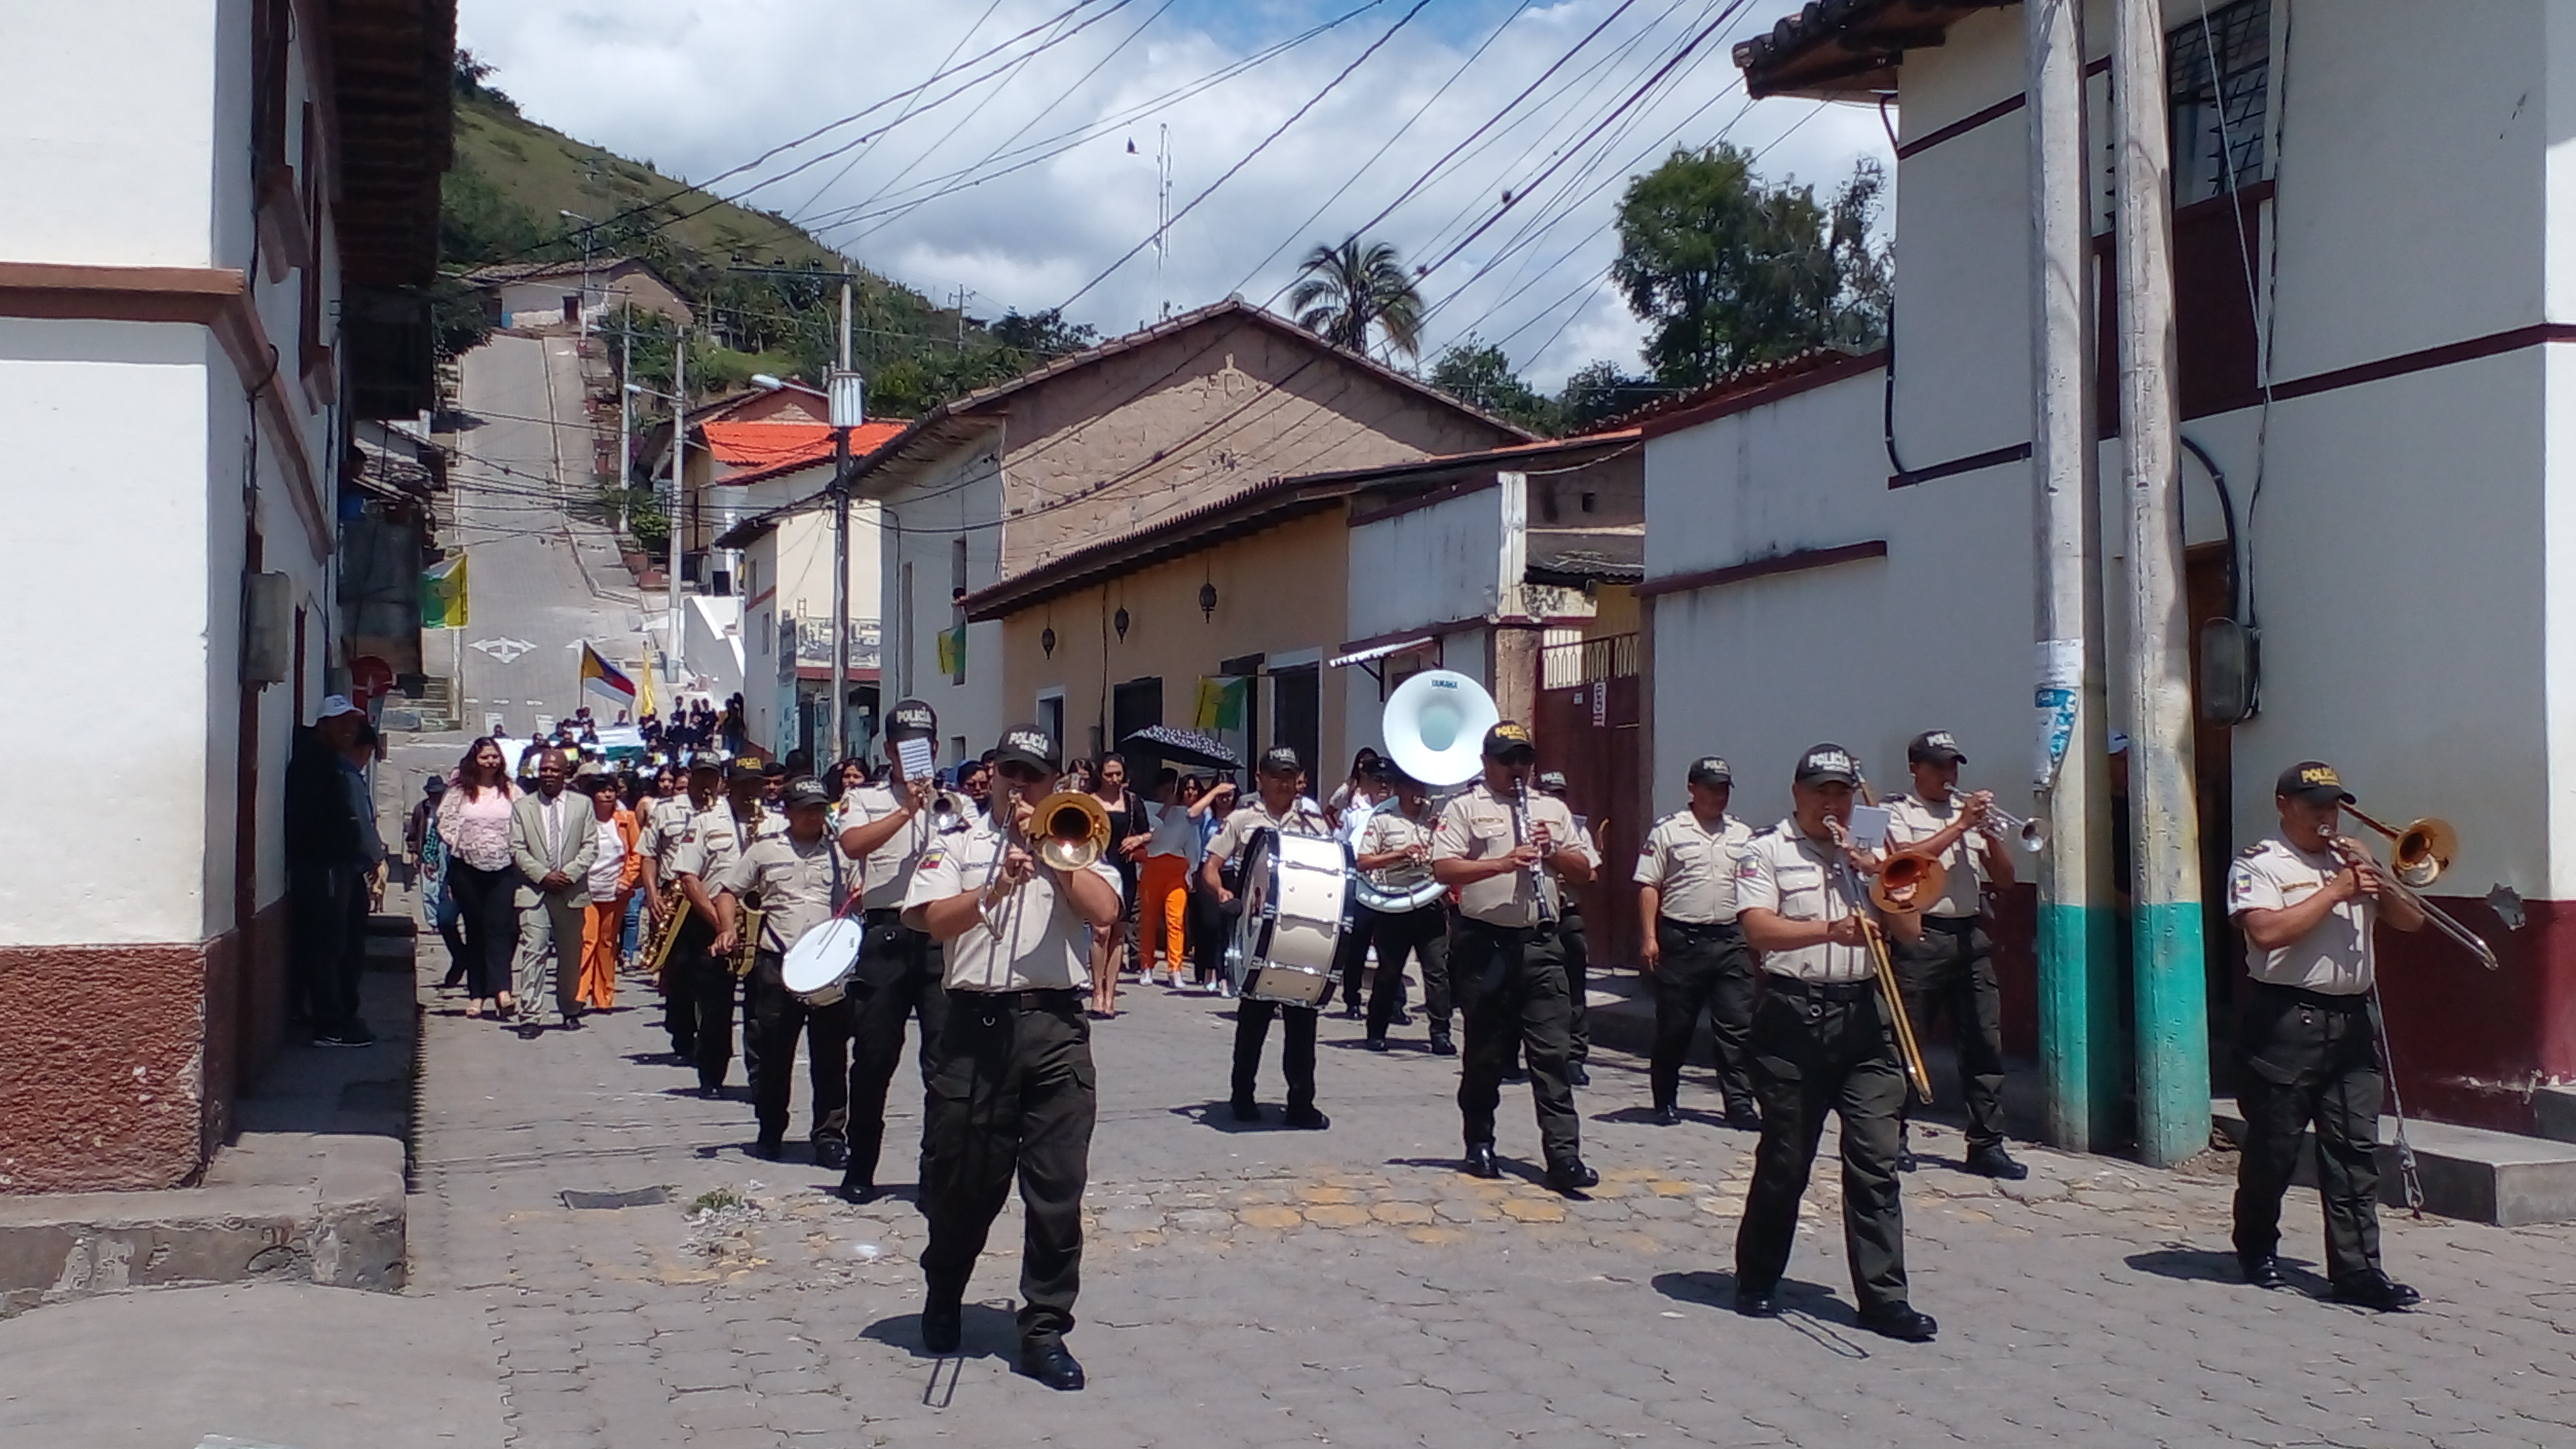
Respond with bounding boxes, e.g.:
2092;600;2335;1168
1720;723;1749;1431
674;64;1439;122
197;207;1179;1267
2227;836;2374;994
840;782;942;911
716;832;852;952
904;820;1120;992
1733;818;1877;984
639;795;699;875
1358;805;1439;900
669;802;783;882
1431;780;1601;929
1208;796;1333;866
1633;809;1754;924
1883;792;1992;920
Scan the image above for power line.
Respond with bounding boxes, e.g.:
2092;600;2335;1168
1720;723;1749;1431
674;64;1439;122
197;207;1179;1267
1055;0;1435;314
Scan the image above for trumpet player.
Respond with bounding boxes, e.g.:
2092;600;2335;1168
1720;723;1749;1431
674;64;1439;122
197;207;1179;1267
2224;761;2424;1312
1731;745;1936;1342
833;699;954;1203
1882;730;2026;1180
1204;747;1336;1129
902;725;1121;1391
1431;722;1599;1196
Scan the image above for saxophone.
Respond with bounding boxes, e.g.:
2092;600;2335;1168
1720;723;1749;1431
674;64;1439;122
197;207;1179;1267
728;803;769;977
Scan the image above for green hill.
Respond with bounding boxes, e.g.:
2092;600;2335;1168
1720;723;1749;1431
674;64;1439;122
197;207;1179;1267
439;55;1094;415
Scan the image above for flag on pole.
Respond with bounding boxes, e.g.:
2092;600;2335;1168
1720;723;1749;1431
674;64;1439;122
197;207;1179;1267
579;643;638;704
1192;675;1248;732
420;554;469;628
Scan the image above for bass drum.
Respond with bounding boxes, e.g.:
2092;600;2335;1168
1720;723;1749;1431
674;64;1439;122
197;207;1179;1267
1226;828;1352;1007
781;914;868;1008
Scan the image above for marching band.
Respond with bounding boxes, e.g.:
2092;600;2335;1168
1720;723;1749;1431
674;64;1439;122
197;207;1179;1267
533;669;2500;1392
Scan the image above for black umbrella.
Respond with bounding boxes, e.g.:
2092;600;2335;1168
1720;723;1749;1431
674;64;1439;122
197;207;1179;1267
1121;724;1241;770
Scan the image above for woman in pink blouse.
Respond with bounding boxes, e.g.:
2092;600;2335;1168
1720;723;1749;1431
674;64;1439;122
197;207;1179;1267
436;738;519;1018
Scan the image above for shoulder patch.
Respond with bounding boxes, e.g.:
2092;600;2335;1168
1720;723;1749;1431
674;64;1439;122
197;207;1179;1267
2237;842;2269;858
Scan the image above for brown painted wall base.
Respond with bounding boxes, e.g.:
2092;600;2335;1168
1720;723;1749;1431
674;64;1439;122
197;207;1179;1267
1982;885;2576;1138
0;901;289;1194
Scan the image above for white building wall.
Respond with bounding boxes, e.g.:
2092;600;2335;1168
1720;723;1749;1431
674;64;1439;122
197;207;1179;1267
1345;488;1505;640
880;437;1006;761
0;1;219;267
0;321;217;945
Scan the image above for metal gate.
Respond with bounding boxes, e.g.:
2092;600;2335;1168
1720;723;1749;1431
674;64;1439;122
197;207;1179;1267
1535;634;1642;969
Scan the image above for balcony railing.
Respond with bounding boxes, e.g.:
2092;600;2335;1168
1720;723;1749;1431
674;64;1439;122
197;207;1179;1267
1541;631;1638;690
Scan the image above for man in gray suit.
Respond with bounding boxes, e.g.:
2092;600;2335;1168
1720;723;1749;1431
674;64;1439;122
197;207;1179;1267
510;747;598;1038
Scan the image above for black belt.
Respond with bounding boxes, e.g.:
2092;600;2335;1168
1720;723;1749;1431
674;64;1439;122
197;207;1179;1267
2253;981;2370;1011
953;987;1082;1009
1762;974;1877;1001
1924;914;1979;936
863;907;908;925
1658;916;1741;936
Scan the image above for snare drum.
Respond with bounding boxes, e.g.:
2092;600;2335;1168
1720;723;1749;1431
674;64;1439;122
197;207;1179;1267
1226;828;1352;1007
781;915;868;1008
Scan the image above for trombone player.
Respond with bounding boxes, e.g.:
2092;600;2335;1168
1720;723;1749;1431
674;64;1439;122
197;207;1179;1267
2224;760;2424;1312
1731;745;1937;1342
901;725;1121;1390
1882;730;2026;1180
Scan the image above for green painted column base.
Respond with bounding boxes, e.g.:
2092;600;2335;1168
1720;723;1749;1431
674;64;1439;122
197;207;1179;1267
2134;898;2211;1168
2038;900;2124;1153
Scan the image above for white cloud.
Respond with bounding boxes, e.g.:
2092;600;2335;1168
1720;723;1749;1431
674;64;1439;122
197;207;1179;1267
460;0;1890;390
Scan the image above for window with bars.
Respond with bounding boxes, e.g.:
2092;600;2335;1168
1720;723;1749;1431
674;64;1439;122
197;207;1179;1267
2169;0;2270;204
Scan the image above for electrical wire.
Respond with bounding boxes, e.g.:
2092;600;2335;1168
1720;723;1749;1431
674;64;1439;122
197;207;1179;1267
1054;0;1435;314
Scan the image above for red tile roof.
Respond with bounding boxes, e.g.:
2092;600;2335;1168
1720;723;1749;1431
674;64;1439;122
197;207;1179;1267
701;419;908;476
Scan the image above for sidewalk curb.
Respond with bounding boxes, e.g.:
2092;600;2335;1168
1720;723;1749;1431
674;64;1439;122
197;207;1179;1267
0;1136;406;1318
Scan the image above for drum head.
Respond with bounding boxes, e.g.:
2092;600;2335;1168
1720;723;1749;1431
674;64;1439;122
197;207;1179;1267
1226;828;1280;989
782;916;867;996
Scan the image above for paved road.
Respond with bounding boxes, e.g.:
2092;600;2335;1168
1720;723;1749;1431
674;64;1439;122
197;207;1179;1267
441;332;652;743
406;957;2576;1448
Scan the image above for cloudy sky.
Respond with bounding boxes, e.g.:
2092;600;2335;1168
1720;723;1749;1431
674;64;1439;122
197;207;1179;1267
458;0;1889;389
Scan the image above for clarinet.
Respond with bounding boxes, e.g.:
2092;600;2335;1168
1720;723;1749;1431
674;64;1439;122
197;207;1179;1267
1512;775;1557;927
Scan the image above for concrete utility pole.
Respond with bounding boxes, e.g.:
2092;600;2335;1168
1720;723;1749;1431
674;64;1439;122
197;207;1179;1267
2026;0;2121;1153
615;325;631;534
2112;0;2209;1166
668;335;687;688
827;282;860;763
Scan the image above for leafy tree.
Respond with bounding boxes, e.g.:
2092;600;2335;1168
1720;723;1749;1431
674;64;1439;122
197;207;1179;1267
1610;145;1891;388
1429;336;1559;435
426;275;492;359
1555;360;1662;433
1291;236;1426;361
437;160;545;265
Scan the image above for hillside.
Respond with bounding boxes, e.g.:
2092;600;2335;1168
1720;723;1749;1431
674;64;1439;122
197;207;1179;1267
439;59;1094;415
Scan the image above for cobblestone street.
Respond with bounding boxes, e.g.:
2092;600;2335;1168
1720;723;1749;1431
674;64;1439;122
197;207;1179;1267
404;958;2576;1448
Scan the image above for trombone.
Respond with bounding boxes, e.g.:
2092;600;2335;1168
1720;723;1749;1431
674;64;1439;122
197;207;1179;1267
2337;803;2500;970
1823;817;1938;1102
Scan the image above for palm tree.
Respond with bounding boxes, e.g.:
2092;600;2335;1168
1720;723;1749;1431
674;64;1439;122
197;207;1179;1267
1289;236;1425;362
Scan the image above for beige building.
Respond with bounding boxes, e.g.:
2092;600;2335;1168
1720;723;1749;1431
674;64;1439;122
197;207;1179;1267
855;299;1528;761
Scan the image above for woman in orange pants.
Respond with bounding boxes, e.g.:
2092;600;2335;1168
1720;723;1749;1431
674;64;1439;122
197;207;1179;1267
1138;770;1200;985
577;771;641;1010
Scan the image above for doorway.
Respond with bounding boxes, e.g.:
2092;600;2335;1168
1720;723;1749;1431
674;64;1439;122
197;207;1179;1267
1271;664;1319;784
1113;677;1164;778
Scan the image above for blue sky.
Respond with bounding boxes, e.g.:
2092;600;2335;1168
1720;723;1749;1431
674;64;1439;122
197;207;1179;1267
458;0;1889;389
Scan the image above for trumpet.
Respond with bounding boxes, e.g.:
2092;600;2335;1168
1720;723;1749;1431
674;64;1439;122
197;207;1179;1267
2336;804;2499;970
1972;795;2048;853
1824;816;1937;1102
